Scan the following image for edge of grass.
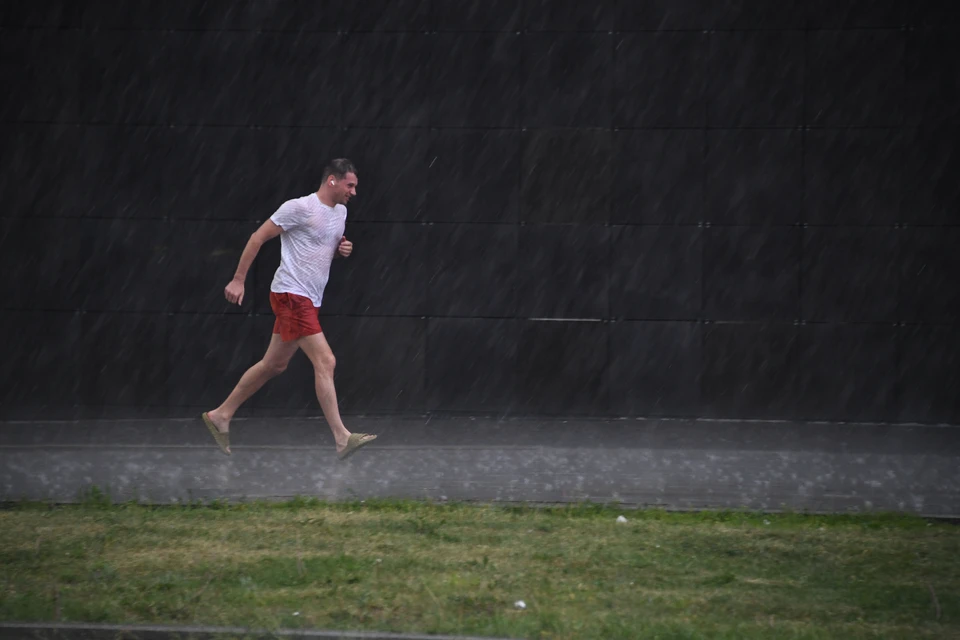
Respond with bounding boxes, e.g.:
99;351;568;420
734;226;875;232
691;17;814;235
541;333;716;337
0;487;952;531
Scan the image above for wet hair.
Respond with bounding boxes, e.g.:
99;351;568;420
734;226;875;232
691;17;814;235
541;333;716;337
322;158;357;183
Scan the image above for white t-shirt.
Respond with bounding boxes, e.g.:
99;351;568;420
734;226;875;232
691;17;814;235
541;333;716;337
269;193;347;308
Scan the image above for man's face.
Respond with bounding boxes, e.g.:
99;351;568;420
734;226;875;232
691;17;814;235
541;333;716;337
333;172;358;205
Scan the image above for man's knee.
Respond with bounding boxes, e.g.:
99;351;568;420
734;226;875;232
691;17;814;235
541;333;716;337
314;353;336;377
263;360;288;377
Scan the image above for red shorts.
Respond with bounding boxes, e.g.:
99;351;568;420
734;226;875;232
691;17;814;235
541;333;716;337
270;292;322;342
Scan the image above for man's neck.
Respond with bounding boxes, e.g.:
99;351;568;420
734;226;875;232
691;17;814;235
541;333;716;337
316;189;336;208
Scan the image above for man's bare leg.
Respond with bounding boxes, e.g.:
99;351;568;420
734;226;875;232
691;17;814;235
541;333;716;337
298;331;363;454
206;333;300;436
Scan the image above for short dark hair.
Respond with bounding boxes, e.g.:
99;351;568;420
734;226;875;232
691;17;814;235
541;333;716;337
322;158;357;182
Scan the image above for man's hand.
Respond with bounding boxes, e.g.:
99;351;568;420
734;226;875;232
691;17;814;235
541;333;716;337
225;278;245;306
338;236;353;258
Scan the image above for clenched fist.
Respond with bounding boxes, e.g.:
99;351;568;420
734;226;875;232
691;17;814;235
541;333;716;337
225;278;244;305
338;236;353;258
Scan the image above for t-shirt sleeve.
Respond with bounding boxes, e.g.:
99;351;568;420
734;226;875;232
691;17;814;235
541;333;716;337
269;200;303;231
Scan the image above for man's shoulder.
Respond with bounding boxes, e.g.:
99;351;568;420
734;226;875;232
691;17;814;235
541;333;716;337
293;194;317;208
276;194;310;208
282;194;318;214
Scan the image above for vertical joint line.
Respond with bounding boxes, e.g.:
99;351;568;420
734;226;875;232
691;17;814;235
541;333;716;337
799;26;808;323
700;27;710;417
515;22;525;412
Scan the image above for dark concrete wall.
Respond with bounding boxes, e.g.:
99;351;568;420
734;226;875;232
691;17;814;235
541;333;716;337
1;1;958;424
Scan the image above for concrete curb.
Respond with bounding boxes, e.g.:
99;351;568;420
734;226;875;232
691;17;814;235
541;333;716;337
0;622;519;640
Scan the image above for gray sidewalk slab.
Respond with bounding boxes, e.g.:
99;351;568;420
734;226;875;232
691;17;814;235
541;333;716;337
1;416;958;517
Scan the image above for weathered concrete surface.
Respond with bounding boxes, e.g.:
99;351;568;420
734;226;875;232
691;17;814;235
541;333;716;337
1;416;958;517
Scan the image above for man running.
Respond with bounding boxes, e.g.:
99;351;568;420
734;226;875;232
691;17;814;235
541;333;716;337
201;159;376;460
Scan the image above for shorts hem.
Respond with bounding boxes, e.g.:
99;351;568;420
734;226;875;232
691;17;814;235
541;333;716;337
272;327;323;342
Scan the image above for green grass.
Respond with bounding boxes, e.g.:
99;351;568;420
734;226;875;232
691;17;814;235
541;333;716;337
1;496;958;639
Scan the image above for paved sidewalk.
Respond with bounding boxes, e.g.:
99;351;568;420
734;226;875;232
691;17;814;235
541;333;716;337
1;415;958;517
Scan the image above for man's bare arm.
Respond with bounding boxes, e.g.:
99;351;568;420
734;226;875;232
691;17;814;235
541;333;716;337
233;219;283;282
224;220;282;306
